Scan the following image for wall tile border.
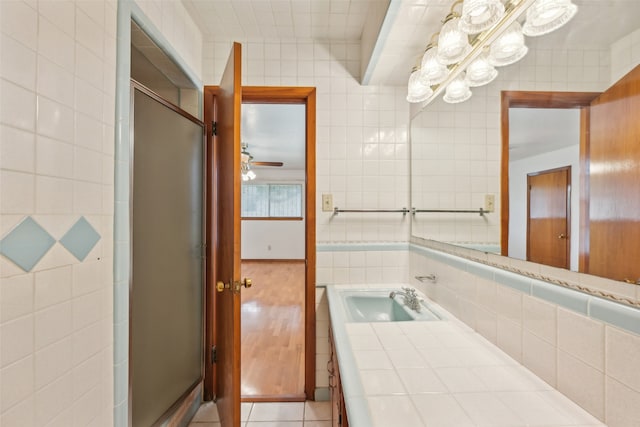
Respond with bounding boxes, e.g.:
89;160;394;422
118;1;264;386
410;241;640;337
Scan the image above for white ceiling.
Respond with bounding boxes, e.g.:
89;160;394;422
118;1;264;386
509;108;580;161
181;0;640;170
241;103;306;170
183;0;374;40
183;0;640;86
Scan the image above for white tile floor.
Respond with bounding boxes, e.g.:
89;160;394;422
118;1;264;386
189;401;332;427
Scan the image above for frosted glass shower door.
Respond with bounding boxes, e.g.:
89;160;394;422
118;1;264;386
131;85;205;426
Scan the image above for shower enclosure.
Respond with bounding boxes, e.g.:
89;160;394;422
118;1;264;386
130;82;205;426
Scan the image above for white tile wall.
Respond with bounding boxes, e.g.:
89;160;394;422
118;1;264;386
135;0;203;78
0;0;116;424
411;42;612;245
203;38;411;246
611;28;640;84
410;248;640;427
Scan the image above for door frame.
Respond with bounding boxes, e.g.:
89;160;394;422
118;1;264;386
526;165;571;268
500;91;599;270
203;86;317;402
242;86;317;401
203;85;220;402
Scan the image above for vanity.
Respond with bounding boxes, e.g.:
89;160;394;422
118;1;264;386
326;284;606;427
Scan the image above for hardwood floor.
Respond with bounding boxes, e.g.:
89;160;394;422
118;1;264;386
240;260;306;400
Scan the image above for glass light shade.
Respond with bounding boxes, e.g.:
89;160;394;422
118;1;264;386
420;47;448;86
437;15;472;65
443;74;472;104
523;0;578;36
246;170;256;180
460;0;505;34
489;21;528;66
406;69;434;103
466;53;498;86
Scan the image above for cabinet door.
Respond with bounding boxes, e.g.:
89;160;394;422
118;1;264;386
329;326;349;427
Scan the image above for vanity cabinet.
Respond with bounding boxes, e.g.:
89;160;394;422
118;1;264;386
328;326;349;427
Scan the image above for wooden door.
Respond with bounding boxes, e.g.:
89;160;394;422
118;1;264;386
209;42;243;427
589;65;640;282
527;167;570;269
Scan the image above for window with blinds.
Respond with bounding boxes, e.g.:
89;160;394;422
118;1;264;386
241;184;303;218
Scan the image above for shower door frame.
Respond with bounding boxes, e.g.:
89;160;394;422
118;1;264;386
129;79;207;427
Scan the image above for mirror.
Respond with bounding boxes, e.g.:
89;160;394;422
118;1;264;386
410;1;640;273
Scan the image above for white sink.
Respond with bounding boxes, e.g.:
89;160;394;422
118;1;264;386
339;289;441;323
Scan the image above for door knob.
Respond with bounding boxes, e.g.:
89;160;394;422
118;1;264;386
216;281;229;292
242;278;252;288
558;234;567;239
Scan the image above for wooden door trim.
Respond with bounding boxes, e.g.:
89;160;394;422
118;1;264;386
500;90;600;259
241;86;317;400
204;41;242;427
578;108;590;272
203;85;220;402
526;166;571;268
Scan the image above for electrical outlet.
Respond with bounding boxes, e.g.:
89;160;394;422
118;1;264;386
484;194;495;212
322;194;333;212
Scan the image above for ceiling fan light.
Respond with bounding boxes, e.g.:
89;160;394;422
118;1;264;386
437;14;472;65
420;46;448;86
466;53;498;87
523;0;578;36
247;170;256;180
407;68;434;103
489;21;529;66
460;0;505;34
443;74;472;103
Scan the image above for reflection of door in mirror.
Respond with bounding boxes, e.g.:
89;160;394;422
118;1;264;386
588;65;640;283
501;91;598;272
508;106;583;271
527;167;570;269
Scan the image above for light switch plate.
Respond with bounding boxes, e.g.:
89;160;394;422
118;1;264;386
322;194;333;212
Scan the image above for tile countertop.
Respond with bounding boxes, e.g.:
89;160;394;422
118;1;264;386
325;284;606;427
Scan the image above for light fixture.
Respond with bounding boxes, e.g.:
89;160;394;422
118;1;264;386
523;0;578;36
406;67;434;103
443;73;472;103
241;143;257;181
437;2;472;65
466;51;498;86
460;0;505;34
420;43;448;86
407;0;576;106
489;21;528;66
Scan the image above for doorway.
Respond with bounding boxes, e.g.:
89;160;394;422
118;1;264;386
527;166;571;269
202;81;317;414
500;91;600;271
239;101;308;400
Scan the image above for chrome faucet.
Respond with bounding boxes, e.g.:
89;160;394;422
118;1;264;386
389;287;421;312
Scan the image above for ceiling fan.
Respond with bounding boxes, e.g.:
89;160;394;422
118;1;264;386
241;142;283;168
241;142;283;181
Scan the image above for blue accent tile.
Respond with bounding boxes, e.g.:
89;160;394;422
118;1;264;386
114;402;128;427
114;361;129;404
316;243;409;252
495;269;532;293
532;280;589;315
113;321;129;364
590;298;640;336
465;261;495;281
59;217;101;261
0;217;55;272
